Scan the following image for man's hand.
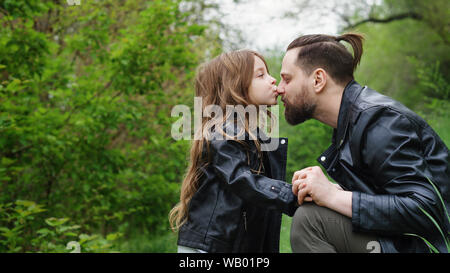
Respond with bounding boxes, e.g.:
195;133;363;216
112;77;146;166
292;166;353;218
291;166;338;206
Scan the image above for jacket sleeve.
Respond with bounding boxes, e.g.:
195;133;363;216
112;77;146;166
209;139;298;216
352;108;447;236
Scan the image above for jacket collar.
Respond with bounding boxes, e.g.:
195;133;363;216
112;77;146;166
334;80;365;148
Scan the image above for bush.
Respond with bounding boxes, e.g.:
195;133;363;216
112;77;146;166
0;0;220;252
0;200;122;252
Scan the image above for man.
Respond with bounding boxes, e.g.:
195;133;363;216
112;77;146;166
277;33;449;253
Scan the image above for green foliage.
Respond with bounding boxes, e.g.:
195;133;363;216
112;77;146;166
405;178;450;253
0;200;122;252
0;0;51;19
0;0;221;252
413;60;449;101
282;119;332;183
409;57;450;147
381;0;450;44
352;0;449;110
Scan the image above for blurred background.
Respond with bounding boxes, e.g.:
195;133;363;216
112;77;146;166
0;0;448;252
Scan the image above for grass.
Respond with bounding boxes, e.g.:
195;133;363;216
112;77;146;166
118;230;178;253
117;215;293;253
279;214;293;253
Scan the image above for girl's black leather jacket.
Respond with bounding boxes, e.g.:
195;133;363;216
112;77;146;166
177;128;298;253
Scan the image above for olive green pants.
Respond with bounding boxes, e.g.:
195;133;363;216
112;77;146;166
290;203;381;253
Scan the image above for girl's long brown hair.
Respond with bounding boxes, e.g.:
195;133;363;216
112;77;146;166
169;50;274;231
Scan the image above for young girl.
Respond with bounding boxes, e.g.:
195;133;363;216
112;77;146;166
169;50;298;253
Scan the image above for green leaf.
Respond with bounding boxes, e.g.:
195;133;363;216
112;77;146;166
1;157;15;166
45;217;69;227
59;225;81;233
418;207;450;252
0;227;16;238
36;228;52;237
426;177;450;224
106;232;123;241
15;200;36;207
79;233;98;244
404;233;439;253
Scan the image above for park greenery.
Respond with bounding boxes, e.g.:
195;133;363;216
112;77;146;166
0;0;448;252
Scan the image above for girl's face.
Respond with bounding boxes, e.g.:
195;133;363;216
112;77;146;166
248;56;278;106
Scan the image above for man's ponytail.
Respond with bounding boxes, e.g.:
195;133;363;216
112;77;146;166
336;33;364;73
287;32;365;84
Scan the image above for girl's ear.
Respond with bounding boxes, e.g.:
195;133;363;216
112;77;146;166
313;68;326;94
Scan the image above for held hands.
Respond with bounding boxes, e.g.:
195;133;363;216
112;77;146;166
291;166;342;207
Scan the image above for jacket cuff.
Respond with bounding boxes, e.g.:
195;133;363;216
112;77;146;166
279;183;298;216
352;191;391;233
352;191;362;232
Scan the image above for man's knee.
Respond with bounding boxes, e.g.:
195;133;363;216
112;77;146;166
292;203;328;226
291;203;316;230
290;203;379;253
290;203;323;252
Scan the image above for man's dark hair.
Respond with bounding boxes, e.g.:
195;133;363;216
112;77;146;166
287;33;364;85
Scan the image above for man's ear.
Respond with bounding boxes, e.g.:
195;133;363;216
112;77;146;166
312;68;326;94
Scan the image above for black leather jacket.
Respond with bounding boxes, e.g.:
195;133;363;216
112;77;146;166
319;80;450;253
177;130;298;253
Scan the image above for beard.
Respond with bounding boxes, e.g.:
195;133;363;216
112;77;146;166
284;86;316;126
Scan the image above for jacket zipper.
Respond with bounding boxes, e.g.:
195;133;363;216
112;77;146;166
243;211;247;232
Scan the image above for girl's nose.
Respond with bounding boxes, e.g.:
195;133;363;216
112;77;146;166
270;77;276;85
